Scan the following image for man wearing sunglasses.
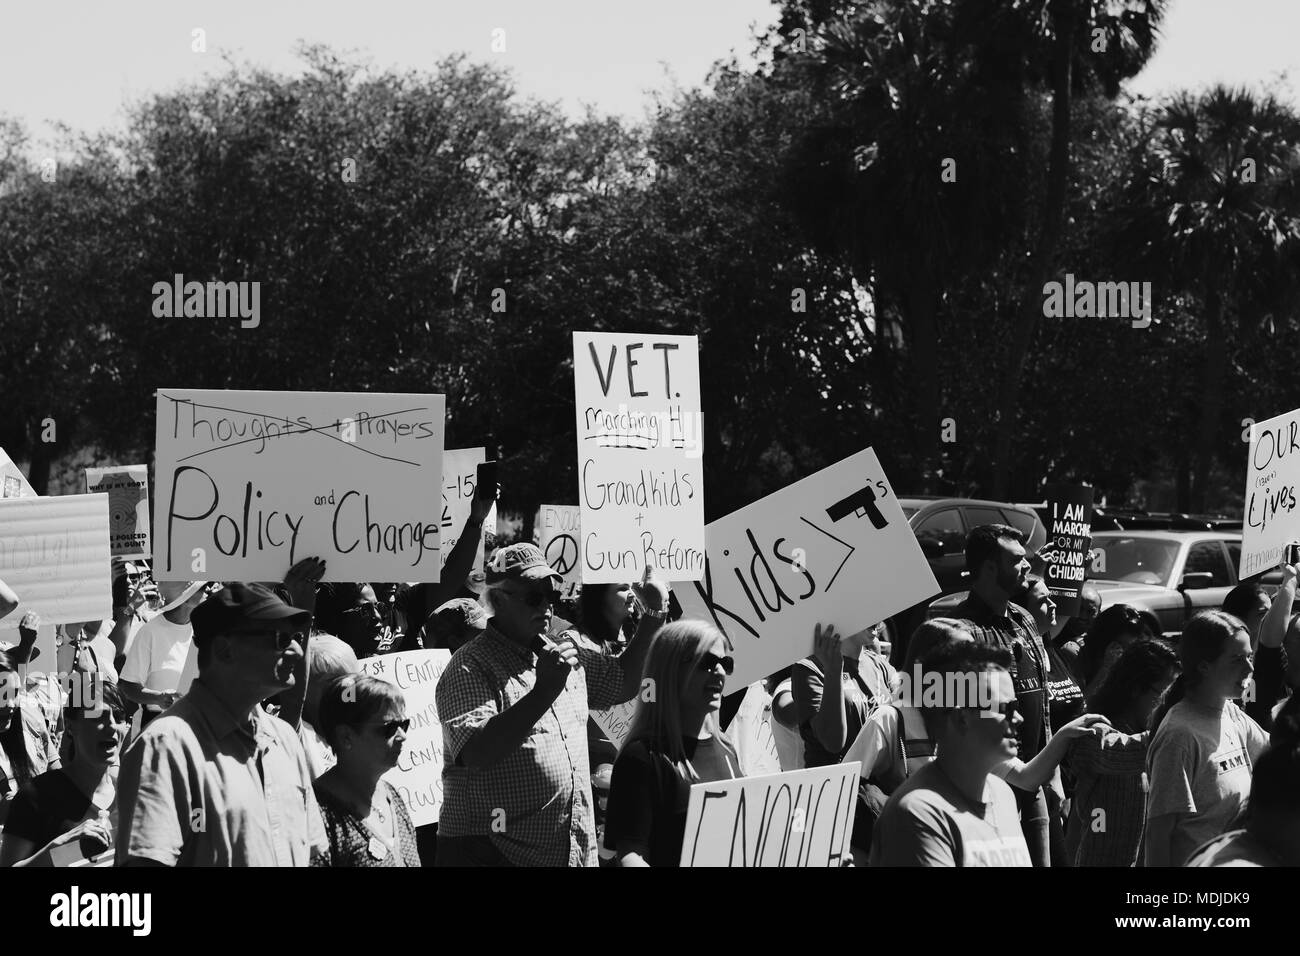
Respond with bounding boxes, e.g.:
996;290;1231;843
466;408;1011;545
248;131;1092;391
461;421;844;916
870;642;1032;867
436;543;669;867
116;582;328;866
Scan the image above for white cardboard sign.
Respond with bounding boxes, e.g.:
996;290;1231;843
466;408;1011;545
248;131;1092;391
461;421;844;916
440;448;495;573
573;331;705;584
675;448;938;688
537;504;582;598
1241;408;1300;577
153;389;445;582
85;465;151;560
0;494;112;629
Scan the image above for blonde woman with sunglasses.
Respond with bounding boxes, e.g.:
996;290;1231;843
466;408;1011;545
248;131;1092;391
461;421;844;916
604;620;741;867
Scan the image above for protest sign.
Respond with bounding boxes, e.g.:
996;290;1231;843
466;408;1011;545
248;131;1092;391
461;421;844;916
676;447;938;689
0;494;112;629
85;465;151;560
572;331;705;584
726;682;783;777
1040;484;1094;617
441;448;496;573
537;504;582;598
360;649;452;826
591;698;637;749
0;447;38;498
1240;408;1300;577
153;389;445;582
679;762;860;867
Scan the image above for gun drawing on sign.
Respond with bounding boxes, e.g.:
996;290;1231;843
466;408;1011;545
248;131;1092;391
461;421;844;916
825;483;889;529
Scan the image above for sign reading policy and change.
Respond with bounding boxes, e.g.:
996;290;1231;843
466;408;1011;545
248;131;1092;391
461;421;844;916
573;332;705;584
154;389;445;582
676;448;938;689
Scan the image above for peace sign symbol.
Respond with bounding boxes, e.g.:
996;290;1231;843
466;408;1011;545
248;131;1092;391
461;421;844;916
546;533;578;576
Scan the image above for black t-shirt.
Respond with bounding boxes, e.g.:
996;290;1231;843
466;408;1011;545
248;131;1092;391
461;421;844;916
604;736;740;867
1045;642;1087;734
2;769;99;849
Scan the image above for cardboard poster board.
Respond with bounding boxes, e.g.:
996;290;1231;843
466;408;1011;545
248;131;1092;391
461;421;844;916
0;494;112;629
1040;484;1095;617
679;762;860;867
153;389;445;582
676;448;938;689
1241;408;1300;578
85;465;151;560
573;332;705;584
440;448;496;574
537;504;581;598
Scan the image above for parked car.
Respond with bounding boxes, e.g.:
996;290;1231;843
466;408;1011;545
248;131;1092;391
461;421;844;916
927;529;1285;640
886;497;1048;663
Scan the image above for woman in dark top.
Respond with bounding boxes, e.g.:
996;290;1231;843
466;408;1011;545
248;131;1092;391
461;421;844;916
1080;604;1149;699
605;620;741;867
791;623;893;768
0;674;127;867
311;675;421;867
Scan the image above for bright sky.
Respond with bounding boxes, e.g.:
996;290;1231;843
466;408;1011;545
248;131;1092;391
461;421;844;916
2;0;1298;154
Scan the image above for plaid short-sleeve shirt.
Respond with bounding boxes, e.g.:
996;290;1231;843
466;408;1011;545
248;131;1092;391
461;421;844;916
436;622;629;867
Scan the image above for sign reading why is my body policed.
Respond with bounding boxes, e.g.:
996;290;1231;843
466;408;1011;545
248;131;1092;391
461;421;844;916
154;389;444;582
86;465;151;560
573;332;705;584
676;448;938;690
360;649;452;826
679;762;860;867
1041;484;1094;618
1241;407;1300;577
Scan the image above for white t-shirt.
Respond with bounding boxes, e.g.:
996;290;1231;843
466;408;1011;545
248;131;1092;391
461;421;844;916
120;614;196;711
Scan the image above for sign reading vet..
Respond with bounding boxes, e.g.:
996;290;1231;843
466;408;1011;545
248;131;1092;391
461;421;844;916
154;389;444;582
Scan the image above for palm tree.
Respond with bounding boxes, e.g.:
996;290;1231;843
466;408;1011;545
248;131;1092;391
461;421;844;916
1118;86;1300;511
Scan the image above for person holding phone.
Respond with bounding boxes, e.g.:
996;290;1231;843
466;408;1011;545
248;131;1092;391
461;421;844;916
604;620;741;867
435;544;669;867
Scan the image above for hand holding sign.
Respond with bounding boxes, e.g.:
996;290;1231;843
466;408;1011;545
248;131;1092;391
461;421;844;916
631;562;670;616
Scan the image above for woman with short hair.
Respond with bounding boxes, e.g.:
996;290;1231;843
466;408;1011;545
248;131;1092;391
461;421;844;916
604;620;741;867
311;674;421;867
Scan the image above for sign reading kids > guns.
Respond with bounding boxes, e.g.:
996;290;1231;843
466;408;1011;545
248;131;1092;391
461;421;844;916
154;389;445;582
676;448;938;689
679;763;860;867
1240;407;1300;577
573;332;705;584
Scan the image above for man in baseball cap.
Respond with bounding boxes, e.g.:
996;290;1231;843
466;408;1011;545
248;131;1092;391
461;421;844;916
435;543;670;867
117;582;327;866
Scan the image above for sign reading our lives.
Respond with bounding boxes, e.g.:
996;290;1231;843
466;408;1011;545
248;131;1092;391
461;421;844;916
0;494;112;629
1040;484;1094;617
360;649;452;827
1241;407;1300;577
676;448;938;689
154;390;445;582
679;762;860;867
573;332;705;584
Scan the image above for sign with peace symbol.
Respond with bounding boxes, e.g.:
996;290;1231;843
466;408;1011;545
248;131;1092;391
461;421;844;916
546;533;578;576
538;505;582;592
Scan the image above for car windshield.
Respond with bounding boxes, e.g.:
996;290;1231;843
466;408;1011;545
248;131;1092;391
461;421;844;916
1091;536;1180;586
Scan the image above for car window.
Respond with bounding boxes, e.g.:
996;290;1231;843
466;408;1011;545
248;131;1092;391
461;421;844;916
1001;509;1037;540
964;507;1008;530
1226;541;1242;577
915;509;965;556
1185;541;1232;587
1090;537;1179;585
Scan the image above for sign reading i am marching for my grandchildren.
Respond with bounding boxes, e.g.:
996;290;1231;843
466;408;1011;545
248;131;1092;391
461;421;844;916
1040;484;1094;618
675;448;938;690
572;332;705;585
85;465;151;560
153;389;444;582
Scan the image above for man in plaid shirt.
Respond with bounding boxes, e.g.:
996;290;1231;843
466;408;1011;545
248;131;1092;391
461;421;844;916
435;544;668;866
952;524;1054;867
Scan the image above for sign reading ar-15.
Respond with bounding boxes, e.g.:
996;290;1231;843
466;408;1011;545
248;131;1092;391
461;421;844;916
676;448;938;689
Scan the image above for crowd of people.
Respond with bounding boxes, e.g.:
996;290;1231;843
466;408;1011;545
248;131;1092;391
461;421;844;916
1;506;1297;867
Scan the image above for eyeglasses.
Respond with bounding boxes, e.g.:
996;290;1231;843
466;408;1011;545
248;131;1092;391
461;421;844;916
367;718;410;736
697;652;735;675
237;629;303;651
502;588;558;609
982;700;1020;721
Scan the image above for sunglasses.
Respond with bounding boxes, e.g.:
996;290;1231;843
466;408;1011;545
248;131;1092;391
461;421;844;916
368;718;410;736
697;652;735;675
503;588;558;609
237;629;303;651
982;700;1020;721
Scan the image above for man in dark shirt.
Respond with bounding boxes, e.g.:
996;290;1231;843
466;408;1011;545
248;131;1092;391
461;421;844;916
953;524;1052;866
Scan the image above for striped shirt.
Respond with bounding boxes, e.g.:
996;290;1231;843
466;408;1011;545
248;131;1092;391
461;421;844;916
953;593;1051;758
1065;722;1150;866
436;622;630;867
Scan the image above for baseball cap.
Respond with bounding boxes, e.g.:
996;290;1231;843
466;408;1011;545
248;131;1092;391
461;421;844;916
485;543;562;585
190;582;311;645
426;598;488;647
